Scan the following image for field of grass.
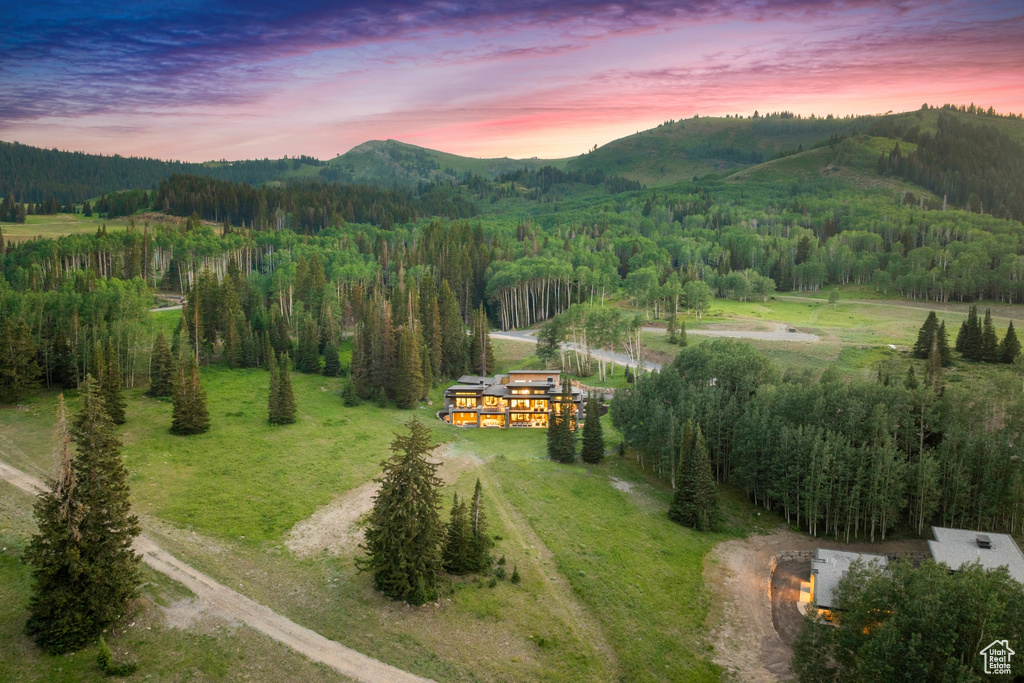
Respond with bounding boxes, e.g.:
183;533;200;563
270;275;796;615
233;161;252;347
1;213;133;240
0;332;765;681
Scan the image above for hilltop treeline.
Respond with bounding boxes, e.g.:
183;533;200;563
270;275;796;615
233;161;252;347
614;340;1024;539
152;174;477;231
881;113;1024;223
0;141;325;204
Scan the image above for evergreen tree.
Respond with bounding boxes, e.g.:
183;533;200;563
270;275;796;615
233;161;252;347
981;308;999;362
668;420;697;526
1000;320;1021;363
468;478;493;572
102;339;126;425
913;312;938;359
580;392;605;464
936;320;952;367
0;317;42;403
547;376;577;463
342;378;360;407
678;319;687;346
395;324;424;409
322;339;342;377
466;304;495;376
171;354;210;435
962;305;982;360
272;352;297;425
690;425;718;531
296;315;321;374
904;365;918;390
438;280;466;378
667;309;677;344
419;276;443;383
25;385;141;653
267;350;280;424
146;332;175;397
926;333;943;394
954;319;967;352
442;493;472;574
50;329;77;390
357;419;444;605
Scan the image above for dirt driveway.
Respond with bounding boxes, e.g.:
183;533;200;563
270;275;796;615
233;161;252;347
704;528;928;682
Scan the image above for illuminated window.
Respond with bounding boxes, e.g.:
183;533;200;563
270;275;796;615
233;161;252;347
483;395;504;408
452;412;478;426
510;399;530;410
480;414;506;428
530;400;548;411
454;397;478;409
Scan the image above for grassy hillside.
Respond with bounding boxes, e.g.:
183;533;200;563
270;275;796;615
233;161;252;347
566;114;872;186
325;139;569;188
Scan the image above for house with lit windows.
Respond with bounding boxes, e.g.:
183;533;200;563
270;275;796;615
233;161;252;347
441;370;584;429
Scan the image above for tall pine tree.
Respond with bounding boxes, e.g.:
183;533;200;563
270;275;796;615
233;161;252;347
442;493;472;574
357;419;444;605
912;312;939;359
468;478;493;572
272;352;297;425
25;385;141;653
0;317;41;403
1001;321;1021;363
171;354;210;435
547;376;577;463
395;324;424;409
580;392;605;464
102;339;126;425
146;332;175;397
981;308;999;362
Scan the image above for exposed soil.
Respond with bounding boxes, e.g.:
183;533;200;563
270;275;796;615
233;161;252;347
704;528;928;682
0;457;432;683
771;560;810;647
286;480;379;558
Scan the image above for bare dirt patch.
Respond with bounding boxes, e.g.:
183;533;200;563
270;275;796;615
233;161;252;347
704;528;928;682
286;480;380;558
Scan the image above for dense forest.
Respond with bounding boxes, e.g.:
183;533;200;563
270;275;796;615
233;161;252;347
613;339;1024;539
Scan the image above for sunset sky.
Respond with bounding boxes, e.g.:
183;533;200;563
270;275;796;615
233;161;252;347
2;0;1023;162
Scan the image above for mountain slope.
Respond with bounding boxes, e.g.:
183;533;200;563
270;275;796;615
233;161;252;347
324;139;569;187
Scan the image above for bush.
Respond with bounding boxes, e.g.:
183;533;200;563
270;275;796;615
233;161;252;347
511;565;521;584
96;635;138;677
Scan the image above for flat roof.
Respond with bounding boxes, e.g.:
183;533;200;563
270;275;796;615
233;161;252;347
509;369;560;374
456;375;493;385
507;381;554;388
446;385;485;393
811;548;888;610
929;527;1024;582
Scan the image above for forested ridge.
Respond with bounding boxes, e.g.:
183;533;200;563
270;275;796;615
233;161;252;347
613;339;1024;540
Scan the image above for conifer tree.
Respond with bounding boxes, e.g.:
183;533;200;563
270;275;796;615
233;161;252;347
913;312;939;359
438;280;466;378
273;352;297;425
418;276;442;383
547;376;577;463
467;304;495;376
1000;321;1021;364
396;324;424;409
342;378;360;407
668;420;696;526
267;350;280;424
690;425;718;531
904;365;919;390
962;305;982;360
936;320;952;367
926;333;944;394
420;344;433;401
171;354;210;435
468;478;493;572
0;317;42;403
667;309;677;344
25;386;141;653
358;419;444;605
955;320;968;352
296;315;321;374
678;319;687;346
981;308;999;362
322;339;342;377
102;339;126;425
442;493;472;574
580;392;605;464
146;332;175;397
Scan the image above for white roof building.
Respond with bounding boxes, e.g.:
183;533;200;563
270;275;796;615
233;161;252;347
928;527;1024;583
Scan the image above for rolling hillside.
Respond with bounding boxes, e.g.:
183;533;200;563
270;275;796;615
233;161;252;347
323;139;569;188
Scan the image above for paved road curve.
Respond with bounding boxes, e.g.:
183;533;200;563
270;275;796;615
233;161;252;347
0;459;434;683
491;330;664;372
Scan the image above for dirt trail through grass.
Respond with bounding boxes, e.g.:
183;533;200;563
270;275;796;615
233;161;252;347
0;457;433;683
468;453;622;678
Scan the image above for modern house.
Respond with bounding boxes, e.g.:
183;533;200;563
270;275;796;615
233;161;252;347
928;527;1024;583
441;370;585;429
808;548;889;611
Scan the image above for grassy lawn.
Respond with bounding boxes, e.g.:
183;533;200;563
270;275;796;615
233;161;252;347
0;481;348;683
1;214;132;240
0;347;758;681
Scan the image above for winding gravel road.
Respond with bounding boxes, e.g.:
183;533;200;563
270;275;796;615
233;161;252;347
0;458;433;683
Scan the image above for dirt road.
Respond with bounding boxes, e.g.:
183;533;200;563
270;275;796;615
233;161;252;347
0;458;433;683
704;528;928;682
